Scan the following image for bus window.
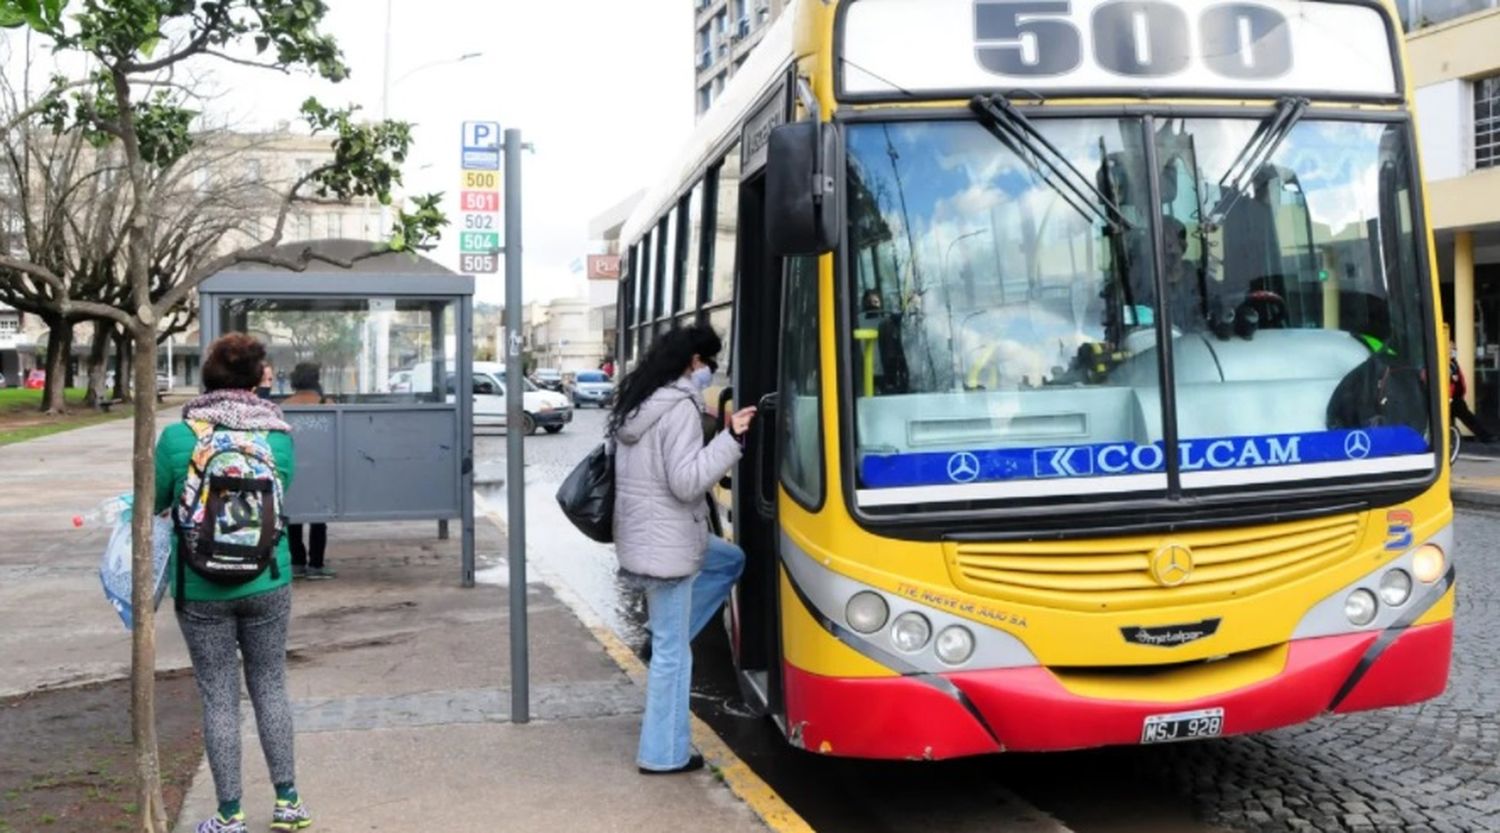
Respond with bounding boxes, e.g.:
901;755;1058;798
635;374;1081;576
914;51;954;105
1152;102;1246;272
681;183;704;312
708;150;740;303
1158;118;1431;488
781;256;823;503
654;216;671;321
845;118;1165;498
639;228;655;327
709;305;733;382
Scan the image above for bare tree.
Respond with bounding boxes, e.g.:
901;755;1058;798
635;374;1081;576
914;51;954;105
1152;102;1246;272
0;3;447;830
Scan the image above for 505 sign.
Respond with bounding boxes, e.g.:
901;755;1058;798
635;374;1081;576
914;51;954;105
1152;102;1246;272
975;0;1291;79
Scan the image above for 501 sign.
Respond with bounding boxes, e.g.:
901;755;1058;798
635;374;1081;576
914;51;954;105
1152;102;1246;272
976;1;1291;79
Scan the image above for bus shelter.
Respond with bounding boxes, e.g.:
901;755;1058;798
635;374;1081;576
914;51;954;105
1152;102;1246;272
197;255;479;586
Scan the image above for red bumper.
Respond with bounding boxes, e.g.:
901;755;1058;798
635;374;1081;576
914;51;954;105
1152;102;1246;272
781;620;1452;759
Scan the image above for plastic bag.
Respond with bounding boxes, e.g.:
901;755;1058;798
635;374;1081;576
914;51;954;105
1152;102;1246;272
98;495;174;630
556;443;615;543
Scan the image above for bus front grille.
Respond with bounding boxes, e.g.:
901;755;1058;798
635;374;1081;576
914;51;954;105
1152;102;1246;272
944;514;1364;613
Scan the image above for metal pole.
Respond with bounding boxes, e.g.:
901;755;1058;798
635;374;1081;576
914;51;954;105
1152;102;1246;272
503;128;529;724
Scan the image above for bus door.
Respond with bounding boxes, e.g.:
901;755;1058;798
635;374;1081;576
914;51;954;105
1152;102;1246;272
729;171;787;718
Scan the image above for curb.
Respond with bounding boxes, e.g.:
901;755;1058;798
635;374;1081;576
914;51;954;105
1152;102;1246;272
474;496;816;833
1452;487;1500;510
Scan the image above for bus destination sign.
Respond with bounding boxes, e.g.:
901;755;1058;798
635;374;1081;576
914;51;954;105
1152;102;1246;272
840;0;1401;101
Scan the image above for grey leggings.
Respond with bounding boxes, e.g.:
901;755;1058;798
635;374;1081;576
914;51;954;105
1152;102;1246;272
176;585;295;804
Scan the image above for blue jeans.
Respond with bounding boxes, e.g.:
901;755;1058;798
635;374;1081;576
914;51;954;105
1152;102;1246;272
637;537;745;770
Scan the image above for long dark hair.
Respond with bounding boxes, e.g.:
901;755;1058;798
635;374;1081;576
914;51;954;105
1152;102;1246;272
608;325;723;437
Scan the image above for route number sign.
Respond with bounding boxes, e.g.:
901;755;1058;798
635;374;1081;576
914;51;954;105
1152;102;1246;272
459;119;503;273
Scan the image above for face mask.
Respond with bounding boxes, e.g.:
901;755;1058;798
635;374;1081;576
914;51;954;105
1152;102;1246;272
691;366;713;391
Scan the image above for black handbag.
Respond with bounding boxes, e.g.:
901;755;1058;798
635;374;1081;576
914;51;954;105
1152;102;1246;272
556;442;615;543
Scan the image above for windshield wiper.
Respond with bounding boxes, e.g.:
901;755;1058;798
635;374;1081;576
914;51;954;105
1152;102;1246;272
969;94;1132;234
1207;97;1310;227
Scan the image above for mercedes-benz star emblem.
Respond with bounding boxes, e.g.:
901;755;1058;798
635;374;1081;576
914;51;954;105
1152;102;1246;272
946;452;982;484
1344;430;1373;460
1149;544;1195;588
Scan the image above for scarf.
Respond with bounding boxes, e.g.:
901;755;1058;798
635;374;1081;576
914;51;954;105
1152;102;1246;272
181;389;291;432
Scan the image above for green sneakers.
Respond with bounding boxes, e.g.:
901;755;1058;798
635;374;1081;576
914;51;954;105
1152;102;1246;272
270;799;312;831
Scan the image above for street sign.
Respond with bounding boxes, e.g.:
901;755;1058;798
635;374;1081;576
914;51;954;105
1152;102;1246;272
460;231;501;253
461;121;501;170
460;190;500;213
459;119;504;273
461;253;498;273
461;171;500;189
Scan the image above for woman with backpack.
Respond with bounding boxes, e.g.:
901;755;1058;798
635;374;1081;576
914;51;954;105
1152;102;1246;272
610;325;756;773
155;333;311;833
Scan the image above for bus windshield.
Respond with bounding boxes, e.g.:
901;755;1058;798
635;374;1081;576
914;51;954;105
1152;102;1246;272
846;116;1433;509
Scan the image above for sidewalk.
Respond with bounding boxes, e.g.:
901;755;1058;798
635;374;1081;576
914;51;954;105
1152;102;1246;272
1453;453;1500;509
0;419;770;831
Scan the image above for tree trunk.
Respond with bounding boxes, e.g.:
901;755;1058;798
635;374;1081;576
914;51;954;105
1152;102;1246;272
85;323;111;408
40;317;70;414
65;329;77;389
113;330;132;403
128;325;168;833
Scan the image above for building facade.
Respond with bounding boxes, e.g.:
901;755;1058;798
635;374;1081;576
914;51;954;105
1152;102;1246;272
1406;5;1500;424
523;298;607;374
585;191;642;367
694;0;790;116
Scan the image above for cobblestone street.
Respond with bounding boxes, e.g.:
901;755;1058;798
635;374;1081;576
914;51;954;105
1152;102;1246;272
1135;508;1500;833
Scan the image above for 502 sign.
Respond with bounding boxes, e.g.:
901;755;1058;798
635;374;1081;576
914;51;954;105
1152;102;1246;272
975;0;1292;80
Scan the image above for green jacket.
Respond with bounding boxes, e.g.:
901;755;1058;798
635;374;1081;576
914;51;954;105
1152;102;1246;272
154;421;296;603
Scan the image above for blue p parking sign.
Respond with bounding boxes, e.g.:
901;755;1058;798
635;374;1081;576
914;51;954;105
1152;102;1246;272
461;121;501;170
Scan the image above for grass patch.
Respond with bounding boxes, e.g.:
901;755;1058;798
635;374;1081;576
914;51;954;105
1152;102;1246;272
0;388;91;413
0;389;133;447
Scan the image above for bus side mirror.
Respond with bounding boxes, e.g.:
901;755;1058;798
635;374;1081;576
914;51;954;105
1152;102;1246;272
766;121;840;257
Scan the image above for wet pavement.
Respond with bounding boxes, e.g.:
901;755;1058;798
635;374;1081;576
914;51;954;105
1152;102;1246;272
480;409;1500;833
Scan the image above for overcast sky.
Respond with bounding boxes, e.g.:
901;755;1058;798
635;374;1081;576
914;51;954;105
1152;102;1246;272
9;0;696;305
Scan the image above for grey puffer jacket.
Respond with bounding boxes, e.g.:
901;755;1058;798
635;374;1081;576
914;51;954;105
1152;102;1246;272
613;378;742;579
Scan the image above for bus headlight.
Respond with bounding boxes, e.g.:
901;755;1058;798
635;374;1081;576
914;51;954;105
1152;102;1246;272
934;626;975;665
1344;589;1378;626
1412;544;1446;584
1379;569;1413;607
845;592;889;634
890;612;932;652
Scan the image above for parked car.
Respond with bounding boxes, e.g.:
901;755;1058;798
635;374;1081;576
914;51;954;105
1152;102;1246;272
23;369;45;390
570;370;615;408
0;370;7;389
156;372;171;395
463;366;572;435
387;369;413;393
531;367;564;392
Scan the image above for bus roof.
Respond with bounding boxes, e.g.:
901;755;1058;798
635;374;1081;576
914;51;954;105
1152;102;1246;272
621;0;801;244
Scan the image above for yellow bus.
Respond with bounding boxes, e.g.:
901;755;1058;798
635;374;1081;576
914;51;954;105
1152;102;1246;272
617;0;1454;757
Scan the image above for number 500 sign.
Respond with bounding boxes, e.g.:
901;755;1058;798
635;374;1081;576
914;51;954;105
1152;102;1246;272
977;1;1290;79
840;0;1398;98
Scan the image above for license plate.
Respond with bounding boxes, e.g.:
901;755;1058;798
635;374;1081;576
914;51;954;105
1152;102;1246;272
1140;707;1224;744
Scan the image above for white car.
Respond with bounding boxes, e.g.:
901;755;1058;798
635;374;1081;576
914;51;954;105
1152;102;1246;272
407;360;570;435
465;370;572;435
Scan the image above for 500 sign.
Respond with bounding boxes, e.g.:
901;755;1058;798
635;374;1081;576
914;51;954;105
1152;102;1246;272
976;0;1291;79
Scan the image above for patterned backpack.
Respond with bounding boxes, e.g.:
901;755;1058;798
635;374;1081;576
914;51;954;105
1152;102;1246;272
174;420;285;593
